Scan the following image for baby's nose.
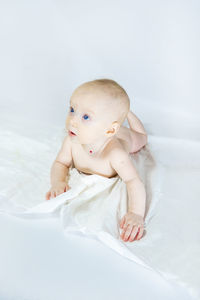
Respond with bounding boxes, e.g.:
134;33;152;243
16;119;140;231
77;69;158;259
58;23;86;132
70;116;78;128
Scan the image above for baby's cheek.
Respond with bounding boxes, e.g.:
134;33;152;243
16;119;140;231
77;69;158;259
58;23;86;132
80;129;95;143
65;118;70;130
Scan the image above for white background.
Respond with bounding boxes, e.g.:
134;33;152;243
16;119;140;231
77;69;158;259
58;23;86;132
0;1;200;300
0;0;199;140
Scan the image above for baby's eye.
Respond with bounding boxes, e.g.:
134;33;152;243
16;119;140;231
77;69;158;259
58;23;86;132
83;114;89;120
70;107;74;113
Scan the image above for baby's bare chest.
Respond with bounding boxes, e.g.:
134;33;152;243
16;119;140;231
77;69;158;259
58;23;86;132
71;144;116;178
71;131;131;178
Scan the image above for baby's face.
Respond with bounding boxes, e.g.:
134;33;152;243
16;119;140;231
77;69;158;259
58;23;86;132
65;88;115;144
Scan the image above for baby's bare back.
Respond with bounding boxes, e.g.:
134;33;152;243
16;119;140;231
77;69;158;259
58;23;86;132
71;126;133;178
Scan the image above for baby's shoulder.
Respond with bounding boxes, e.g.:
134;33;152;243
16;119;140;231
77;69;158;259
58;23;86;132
105;137;126;158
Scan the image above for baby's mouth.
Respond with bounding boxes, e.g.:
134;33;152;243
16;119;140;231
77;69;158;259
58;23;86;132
69;130;76;136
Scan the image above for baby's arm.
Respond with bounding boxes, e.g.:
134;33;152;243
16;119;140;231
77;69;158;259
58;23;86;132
109;146;146;242
45;135;72;200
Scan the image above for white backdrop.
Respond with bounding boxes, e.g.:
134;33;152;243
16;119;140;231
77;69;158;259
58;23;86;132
0;2;200;300
0;0;199;140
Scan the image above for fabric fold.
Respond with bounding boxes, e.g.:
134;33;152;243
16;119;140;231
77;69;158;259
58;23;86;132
1;116;200;300
0;144;163;273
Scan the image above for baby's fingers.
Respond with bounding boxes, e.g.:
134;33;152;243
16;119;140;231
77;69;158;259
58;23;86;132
55;190;65;197
136;226;144;240
129;225;140;242
121;224;132;241
120;216;125;229
51;191;56;198
45;191;51;200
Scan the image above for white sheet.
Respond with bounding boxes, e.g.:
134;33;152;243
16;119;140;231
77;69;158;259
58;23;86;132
0;117;200;300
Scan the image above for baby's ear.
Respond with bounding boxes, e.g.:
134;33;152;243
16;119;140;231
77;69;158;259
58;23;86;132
106;121;120;136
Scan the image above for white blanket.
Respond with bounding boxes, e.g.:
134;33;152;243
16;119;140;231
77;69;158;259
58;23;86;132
0;121;200;300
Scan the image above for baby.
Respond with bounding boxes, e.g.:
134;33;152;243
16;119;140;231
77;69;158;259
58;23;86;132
46;79;148;243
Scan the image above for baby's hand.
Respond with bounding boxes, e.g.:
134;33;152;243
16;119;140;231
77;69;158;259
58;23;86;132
119;212;145;242
45;181;70;200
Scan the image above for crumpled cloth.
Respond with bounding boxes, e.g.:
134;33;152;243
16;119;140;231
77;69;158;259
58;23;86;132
0;144;164;270
0;132;200;300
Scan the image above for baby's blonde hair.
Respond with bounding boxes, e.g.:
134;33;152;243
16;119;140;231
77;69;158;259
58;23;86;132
77;78;130;126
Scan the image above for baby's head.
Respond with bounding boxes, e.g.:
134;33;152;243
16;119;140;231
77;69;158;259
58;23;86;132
66;78;130;144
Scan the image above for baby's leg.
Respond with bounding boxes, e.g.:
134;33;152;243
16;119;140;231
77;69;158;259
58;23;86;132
127;110;147;153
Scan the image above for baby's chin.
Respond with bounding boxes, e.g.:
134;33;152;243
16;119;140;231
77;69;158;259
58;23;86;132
70;139;80;144
67;130;100;144
71;137;98;145
69;136;91;144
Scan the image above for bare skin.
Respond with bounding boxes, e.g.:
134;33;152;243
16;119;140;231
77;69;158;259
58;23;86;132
46;86;147;242
66;125;145;178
